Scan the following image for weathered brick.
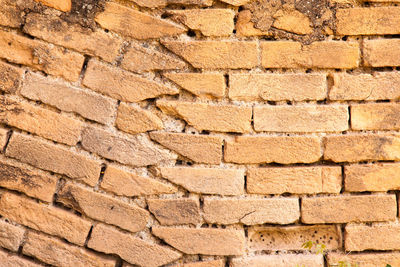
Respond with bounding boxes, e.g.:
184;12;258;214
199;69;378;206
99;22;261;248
164;73;225;98
147;198;201;225
0;29;84;81
157;100;252;133
132;0;212;7
83;59;178;102
329;72;400;101
101;165;177;197
171;259;225;267
254;105;348;132
229;73;326;101
81;126;175;167
23;13;122;63
150;132;222;164
203;198;299;225
247;166;342;195
324;134;400;162
261;41;359;69
364;39;400;67
328;252;400;267
302;195;396;224
0;0;24;28
225;136;321;164
248;225;341;251
0;192;91;245
336;7;400;35
351;103;400;130
0;219;25;251
273;8;312;35
23;231;115;267
95;2;185;39
0;61;23;93
58;183;149;232
34;0;71;11
21;72;117;125
230;254;324;267
0;250;42;267
236;10;269;37
220;0;250;5
6;132;101;186
116;103;163;134
159;167;244;195
0;127;8;151
88;223;181;266
161;40;258;69
152;227;245;255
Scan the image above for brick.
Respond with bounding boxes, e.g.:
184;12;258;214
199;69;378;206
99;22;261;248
0;156;58;202
6;132;101;186
336;7;400;35
351;103;400;130
0;219;25;251
220;0;250;5
301;195;396;224
150;132;222;164
0;127;8;151
0;61;23;93
95;2;185;39
83;59;178;102
81;126;175;167
203;198;299;225
247;166;341;195
248;225;341;251
116;103;163;134
161;40;258;69
21;72;117;125
0;192;91;245
88;223;181;266
171;259;224;267
34;0;71;11
0;30;84;81
101;165;177;197
261;41;359;69
23;232;115;267
230;254;324;267
157;100;252;133
0;250;42;267
225;136;321;164
324;134;400;162
58;183;149;232
254;105;349;133
164;73;225;98
229;73;326;101
0;0;24;28
329;72;400;101
328;252;400;267
0;96;83;146
273;8;312;35
152;227;245;255
168;9;234;36
147;198;201;225
132;0;212;7
159;167;244;195
236;10;269;37
364;39;400;67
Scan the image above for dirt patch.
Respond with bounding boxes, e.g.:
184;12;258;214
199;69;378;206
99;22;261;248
60;0;106;30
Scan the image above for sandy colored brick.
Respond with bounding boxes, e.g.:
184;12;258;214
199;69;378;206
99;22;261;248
157;100;252;133
351;103;400;130
0;192;91;245
21;72;117;125
116;103;163;134
336;7;400;35
159;167;244;195
83;59;178;102
364;39;400;67
24;13;122;62
203;198;299;225
254;105;349;133
34;0;71;11
220;0;250;4
230;254;324;267
81;126;175;167
261;41;359;69
0;0;24;28
324;134;400;162
0;96;83;146
0;127;8;151
236;10;269;37
162;40;258;69
164;73;225;98
147;198;201;225
225;136;321;164
247;166;341;195
0;61;23;93
58;183;149;232
88;223;181;266
0;250;42;267
153;227;245;255
95;2;185;39
273;8;312;35
0;29;84;81
101;165;177;197
328;252;400;267
132;0;212;7
23;231;115;267
150;132;222;164
302;195;396;224
229;73;326;101
168;9;234;36
6;132;101;186
329;72;400;101
0;219;25;251
171;259;224;267
248;225;341;251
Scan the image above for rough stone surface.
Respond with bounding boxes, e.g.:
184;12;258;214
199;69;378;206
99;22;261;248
34;0;71;11
351;103;400;130
230;254;324;267
0;250;42;267
0;61;23;93
147;198;201;225
0;219;25;251
364;39;400;67
116;103;163;134
328;252;400;267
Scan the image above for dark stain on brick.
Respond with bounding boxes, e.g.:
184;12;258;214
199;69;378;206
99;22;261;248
57;185;83;212
60;0;106;30
0;163;42;188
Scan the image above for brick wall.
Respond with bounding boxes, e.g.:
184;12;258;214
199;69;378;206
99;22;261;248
1;0;400;266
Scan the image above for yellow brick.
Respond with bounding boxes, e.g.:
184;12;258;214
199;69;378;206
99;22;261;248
364;39;400;67
351;103;400;130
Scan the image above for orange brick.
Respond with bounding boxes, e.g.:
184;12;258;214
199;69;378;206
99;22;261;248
364;39;400;67
0;0;24;28
220;0;250;5
0;250;42;267
351;103;400;130
0;127;8;151
328;252;400;267
0;61;23;93
34;0;71;11
147;198;201;225
236;10;269;37
231;254;324;267
132;0;212;8
116;103;163;134
171;259;225;267
273;8;312;35
0;219;25;251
